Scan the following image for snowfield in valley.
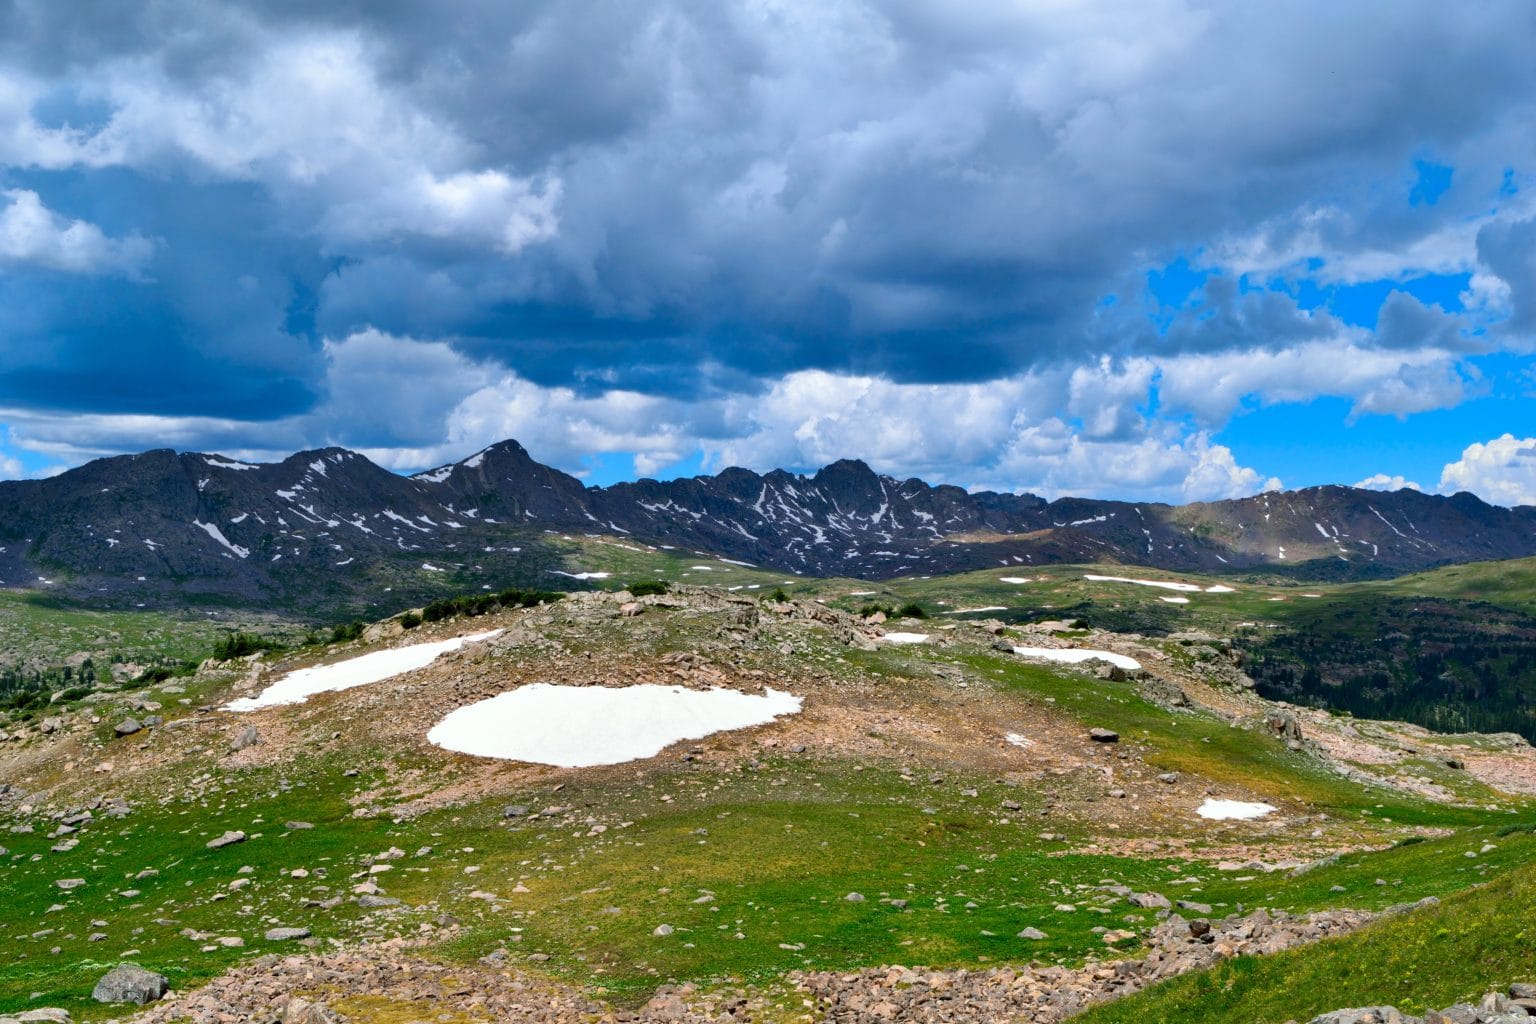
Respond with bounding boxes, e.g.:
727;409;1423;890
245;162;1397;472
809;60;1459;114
428;683;803;767
1011;646;1142;671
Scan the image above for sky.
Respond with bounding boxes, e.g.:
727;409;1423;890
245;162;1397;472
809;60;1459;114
0;1;1534;506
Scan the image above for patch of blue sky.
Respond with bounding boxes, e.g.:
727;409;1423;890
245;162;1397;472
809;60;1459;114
1214;355;1534;498
1409;158;1454;207
0;428;63;480
577;449;706;487
1278;272;1471;328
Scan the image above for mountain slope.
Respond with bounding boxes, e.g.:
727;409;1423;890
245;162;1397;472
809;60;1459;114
0;439;1532;610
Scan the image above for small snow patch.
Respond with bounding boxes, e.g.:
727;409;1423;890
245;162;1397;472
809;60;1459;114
880;632;931;645
1197;799;1276;821
552;570;612;580
1159;596;1190;604
998;577;1031;584
193;520;249;559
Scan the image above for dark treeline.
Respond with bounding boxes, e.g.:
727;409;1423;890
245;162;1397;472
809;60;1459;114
1246;597;1536;741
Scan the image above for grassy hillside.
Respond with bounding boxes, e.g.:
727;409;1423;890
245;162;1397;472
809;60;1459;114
1076;842;1536;1024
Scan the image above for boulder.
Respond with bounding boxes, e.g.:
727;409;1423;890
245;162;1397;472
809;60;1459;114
1089;728;1119;743
229;725;260;752
91;964;169;1005
281;997;346;1024
113;718;143;737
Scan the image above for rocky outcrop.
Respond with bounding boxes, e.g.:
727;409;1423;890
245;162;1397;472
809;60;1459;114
796;907;1376;1023
1306;983;1536;1023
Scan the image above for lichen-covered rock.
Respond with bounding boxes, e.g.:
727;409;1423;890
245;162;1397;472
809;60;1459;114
92;963;169;1005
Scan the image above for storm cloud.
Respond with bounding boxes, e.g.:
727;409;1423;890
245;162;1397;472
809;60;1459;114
0;0;1532;499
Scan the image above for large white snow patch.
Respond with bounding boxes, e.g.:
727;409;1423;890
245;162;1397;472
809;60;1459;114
226;630;503;711
1084;574;1236;594
1011;646;1141;671
428;683;802;767
1197;799;1276;820
881;632;931;644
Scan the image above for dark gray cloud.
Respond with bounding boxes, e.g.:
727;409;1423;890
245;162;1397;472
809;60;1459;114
0;0;1532;455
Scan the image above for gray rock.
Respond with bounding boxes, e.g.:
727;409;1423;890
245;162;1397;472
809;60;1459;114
502;805;529;818
1424;1006;1479;1024
206;830;246;849
54;878;85;890
113;718;143;737
1089;728;1119;743
845;892;866;902
1017;927;1048;940
91;963;169;1005
355;894;402;909
284;821;314;830
280;996;346;1024
264;926;311;941
15;1010;73;1023
229;725;260;752
1130;892;1170;909
653;924;675;936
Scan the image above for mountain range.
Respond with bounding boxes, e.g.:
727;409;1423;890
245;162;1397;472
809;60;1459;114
1;439;1533;613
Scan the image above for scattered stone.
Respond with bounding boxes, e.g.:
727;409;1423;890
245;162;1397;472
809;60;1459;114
113;718;143;737
91;963;169;1005
653;924;675;937
206;830;246;849
1017;927;1048;940
284;821;314;830
502;805;529;819
54;878;85;890
264;927;311;941
1089;728;1119;743
845;892;866;902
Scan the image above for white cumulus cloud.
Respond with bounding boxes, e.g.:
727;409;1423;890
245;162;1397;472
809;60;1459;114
1438;434;1536;507
0;188;151;274
1354;473;1422;492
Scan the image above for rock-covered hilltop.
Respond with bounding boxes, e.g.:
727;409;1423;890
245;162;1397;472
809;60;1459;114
1;439;1534;608
5;585;1536;1022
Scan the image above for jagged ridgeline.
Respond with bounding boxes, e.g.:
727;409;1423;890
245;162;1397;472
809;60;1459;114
0;440;1533;613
